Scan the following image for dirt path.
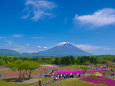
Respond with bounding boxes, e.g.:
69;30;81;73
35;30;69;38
15;78;40;84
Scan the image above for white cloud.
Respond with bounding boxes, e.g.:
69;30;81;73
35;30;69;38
37;46;42;48
12;34;22;38
23;0;56;21
13;47;39;53
22;14;29;19
74;8;115;27
12;45;48;53
25;43;30;46
43;46;47;49
76;44;110;51
37;46;48;49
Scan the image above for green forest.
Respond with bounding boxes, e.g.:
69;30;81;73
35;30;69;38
0;55;115;66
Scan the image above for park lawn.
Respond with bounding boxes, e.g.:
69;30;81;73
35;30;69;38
0;78;53;86
41;64;54;66
50;78;107;86
0;70;17;75
111;77;115;80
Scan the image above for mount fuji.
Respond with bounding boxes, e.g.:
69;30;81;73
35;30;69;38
24;42;92;56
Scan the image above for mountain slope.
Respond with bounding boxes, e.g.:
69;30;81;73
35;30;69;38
0;49;22;56
33;42;92;56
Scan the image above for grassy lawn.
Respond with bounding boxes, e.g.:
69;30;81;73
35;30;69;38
50;78;107;86
0;78;53;86
110;77;115;80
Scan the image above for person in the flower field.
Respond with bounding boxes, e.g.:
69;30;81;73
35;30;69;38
0;74;2;78
38;80;42;86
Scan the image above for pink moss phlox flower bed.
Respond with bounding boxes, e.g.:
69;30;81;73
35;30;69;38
0;68;10;71
80;76;115;86
54;70;113;74
6;74;39;78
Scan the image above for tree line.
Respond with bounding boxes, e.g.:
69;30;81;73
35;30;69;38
0;55;115;66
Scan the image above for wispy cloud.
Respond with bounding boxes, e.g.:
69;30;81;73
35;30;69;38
12;34;22;38
23;0;56;21
43;46;48;49
74;8;115;27
12;44;48;53
76;44;110;51
37;46;42;48
13;47;39;53
25;43;30;46
37;46;48;49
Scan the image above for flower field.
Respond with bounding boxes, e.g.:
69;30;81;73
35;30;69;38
80;75;115;86
54;70;114;74
0;68;10;71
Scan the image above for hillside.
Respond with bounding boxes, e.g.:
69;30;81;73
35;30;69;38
0;49;22;56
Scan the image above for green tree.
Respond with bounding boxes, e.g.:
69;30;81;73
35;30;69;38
0;59;5;66
53;57;61;65
70;56;75;64
112;57;115;62
84;61;91;65
8;60;40;81
80;65;88;74
61;56;72;65
24;61;39;79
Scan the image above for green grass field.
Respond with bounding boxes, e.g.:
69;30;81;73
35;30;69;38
0;78;53;86
50;78;107;86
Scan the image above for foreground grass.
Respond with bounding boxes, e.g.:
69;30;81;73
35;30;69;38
0;78;53;86
111;77;115;80
50;78;107;86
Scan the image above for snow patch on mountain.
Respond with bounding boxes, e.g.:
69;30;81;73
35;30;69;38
57;42;72;47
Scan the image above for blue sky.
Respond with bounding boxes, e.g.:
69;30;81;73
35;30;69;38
0;0;115;55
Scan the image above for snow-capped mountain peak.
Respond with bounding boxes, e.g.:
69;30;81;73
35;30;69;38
23;42;92;56
57;42;73;47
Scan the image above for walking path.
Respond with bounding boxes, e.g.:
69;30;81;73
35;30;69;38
15;78;40;84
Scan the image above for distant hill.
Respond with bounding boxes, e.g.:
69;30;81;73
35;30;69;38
0;42;93;57
24;42;93;56
0;49;22;56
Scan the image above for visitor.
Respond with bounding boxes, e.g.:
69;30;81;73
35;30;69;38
79;74;81;77
0;74;2;78
42;73;44;77
77;74;79;78
59;74;61;79
64;74;66;79
65;73;67;78
4;74;6;78
57;74;59;79
60;74;62;78
55;76;58;81
51;73;53;78
70;73;72;78
67;73;69;78
77;74;80;78
113;73;115;76
111;73;115;76
54;76;57;81
73;73;76;78
38;80;42;86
